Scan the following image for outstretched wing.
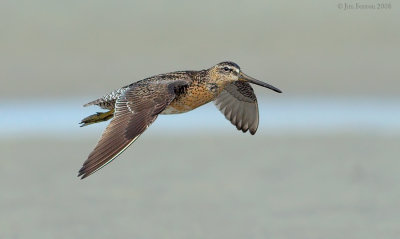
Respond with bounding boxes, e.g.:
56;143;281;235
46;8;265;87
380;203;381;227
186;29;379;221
78;80;188;179
214;81;259;135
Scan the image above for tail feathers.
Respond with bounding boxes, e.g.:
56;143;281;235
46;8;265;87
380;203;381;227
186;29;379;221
80;110;115;127
83;99;103;107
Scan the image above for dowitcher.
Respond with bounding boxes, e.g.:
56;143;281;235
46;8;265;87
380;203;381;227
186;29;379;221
78;61;282;179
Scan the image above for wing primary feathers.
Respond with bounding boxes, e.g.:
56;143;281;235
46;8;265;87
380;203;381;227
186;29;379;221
214;81;259;135
78;80;189;179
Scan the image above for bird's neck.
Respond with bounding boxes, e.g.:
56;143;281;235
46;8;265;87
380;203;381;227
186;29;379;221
195;70;230;87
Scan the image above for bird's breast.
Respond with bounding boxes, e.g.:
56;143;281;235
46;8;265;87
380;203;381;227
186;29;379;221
161;82;221;115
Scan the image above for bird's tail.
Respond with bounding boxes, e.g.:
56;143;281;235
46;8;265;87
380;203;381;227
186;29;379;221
80;109;115;127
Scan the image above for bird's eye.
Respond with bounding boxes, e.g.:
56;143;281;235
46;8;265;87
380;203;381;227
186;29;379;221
223;67;230;72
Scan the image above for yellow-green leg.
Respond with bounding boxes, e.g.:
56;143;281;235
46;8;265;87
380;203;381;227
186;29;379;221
80;109;115;127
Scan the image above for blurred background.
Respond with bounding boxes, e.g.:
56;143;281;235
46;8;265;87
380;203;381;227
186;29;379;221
1;0;399;238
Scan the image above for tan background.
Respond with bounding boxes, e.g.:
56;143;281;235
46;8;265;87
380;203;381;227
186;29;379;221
1;1;399;238
1;0;399;98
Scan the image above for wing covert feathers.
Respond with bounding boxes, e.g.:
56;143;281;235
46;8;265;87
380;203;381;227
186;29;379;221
78;80;188;179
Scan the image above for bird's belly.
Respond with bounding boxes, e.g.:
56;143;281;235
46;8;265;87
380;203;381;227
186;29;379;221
161;85;217;115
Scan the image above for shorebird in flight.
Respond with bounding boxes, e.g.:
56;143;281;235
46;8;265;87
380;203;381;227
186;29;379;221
79;61;282;179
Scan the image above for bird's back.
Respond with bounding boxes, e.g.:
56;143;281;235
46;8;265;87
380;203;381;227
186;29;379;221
83;71;196;110
79;61;282;179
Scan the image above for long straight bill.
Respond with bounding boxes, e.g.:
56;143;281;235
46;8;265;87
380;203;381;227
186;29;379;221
240;72;282;93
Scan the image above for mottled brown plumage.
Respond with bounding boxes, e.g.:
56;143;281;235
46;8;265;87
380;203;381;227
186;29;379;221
78;61;282;179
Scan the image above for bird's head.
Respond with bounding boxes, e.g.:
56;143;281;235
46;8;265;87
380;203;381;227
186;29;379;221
210;61;282;93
